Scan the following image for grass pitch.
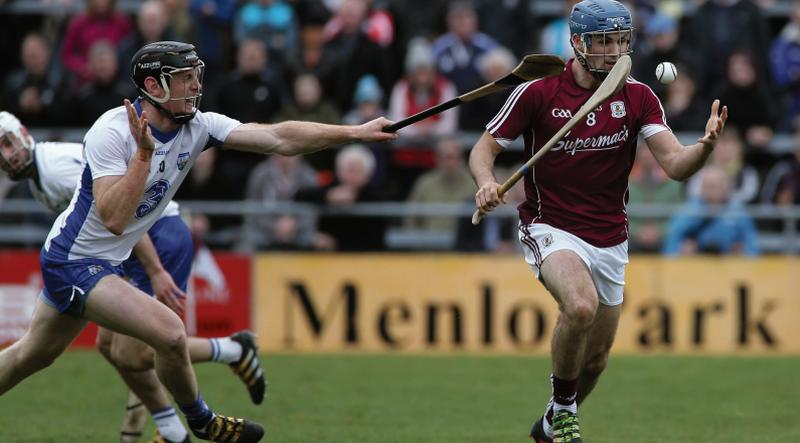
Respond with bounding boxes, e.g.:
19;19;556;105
0;351;798;442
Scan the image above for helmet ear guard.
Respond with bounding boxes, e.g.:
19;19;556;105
130;41;205;125
0;111;35;181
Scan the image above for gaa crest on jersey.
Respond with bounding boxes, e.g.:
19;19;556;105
610;101;626;118
135;179;170;219
177;152;190;170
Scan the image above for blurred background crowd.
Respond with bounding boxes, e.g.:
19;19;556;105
1;0;799;256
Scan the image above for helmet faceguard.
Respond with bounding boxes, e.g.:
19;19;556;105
569;0;634;79
130;41;205;125
0;111;35;181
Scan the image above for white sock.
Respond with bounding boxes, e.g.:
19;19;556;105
153;407;189;442
542;398;554;438
210;337;243;363
553;400;578;414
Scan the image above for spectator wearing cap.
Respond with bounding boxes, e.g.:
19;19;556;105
388;37;458;138
343;74;385;125
386;37;458;199
343;74;389;191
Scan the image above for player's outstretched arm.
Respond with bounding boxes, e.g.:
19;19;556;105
221;117;398;156
645;99;728;182
469;131;506;214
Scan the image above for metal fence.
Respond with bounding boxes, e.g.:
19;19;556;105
1;199;798;254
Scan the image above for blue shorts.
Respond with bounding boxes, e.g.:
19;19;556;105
122;215;194;296
40;254;124;317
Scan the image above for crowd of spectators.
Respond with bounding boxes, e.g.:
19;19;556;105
1;0;799;255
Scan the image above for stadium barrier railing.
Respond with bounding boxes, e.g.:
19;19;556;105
1;199;798;254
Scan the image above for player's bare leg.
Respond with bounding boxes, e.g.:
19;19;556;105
84;274;264;442
101;330;188;442
98;310;265;440
112;330;266;404
534;250;599;443
97;327;151;442
532;302;621;442
85;276;197;403
576;304;621;405
544;251;598;381
0;297;87;394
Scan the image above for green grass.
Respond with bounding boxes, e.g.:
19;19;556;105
1;352;799;442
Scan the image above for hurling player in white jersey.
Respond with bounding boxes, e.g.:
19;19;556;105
470;1;727;442
0;41;397;443
0;111;267;443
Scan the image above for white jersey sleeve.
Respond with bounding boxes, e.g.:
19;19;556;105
194;111;241;149
29;142;85;212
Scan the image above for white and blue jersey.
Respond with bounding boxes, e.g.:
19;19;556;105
39;99;240;315
31;141;189;298
42;99;240;265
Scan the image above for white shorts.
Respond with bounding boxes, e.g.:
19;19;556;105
517;222;628;306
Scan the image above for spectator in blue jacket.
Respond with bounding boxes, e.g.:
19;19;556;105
234;0;298;71
663;165;759;256
770;0;800;130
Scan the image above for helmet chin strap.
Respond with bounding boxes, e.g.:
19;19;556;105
141;76;197;125
149;99;196;125
571;42;611;81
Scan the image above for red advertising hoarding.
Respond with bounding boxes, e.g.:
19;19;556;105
0;249;251;347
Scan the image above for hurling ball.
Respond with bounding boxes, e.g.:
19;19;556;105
655;62;678;84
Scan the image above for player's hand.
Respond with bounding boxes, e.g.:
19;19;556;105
475;181;506;214
356;117;399;142
697;99;728;147
150;269;186;315
124;98;155;156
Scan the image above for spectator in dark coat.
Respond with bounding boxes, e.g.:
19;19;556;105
72;41;137;126
2;33;71;127
317;0;392;111
295;144;386;251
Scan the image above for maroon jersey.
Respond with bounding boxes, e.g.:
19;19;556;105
486;59;669;247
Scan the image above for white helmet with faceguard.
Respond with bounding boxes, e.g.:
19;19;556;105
130;41;205;124
569;0;634;79
0;111;35;181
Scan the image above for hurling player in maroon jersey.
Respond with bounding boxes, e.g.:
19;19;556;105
469;1;727;442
